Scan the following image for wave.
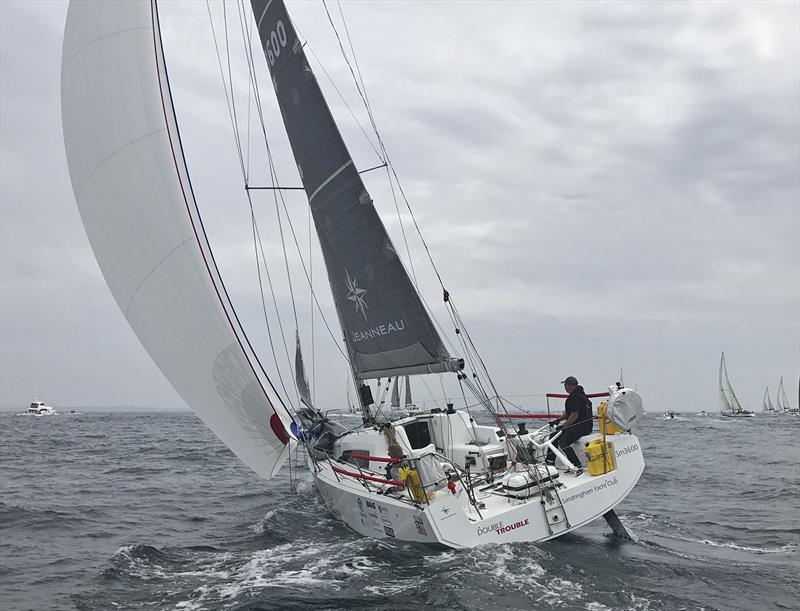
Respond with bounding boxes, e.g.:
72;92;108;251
696;538;797;555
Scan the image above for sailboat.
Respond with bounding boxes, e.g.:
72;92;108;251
384;376;417;420
776;377;798;415
61;0;645;547
762;386;778;415
719;352;754;418
404;375;416;412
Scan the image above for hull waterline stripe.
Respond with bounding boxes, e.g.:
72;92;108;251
309;160;352;202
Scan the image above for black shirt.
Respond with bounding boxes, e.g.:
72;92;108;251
565;385;593;435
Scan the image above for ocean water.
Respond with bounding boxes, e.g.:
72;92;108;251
0;411;798;611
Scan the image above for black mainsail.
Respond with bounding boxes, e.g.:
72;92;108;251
252;0;462;380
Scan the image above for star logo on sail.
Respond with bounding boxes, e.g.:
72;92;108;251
345;269;368;320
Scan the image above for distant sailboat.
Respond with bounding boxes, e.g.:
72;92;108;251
404;375;415;411
776;377;798;415
386;376;415;418
389;376;401;416
762;386;778;414
719;352;754;418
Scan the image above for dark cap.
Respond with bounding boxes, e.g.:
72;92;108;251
560;376;578;386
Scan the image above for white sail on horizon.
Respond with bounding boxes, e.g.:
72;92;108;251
719;352;746;415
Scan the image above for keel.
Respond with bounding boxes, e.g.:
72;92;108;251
603;509;636;541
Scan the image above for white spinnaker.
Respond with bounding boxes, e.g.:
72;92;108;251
61;0;294;479
719;353;733;413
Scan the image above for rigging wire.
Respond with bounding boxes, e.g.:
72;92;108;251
235;0;352;366
320;0;485;413
206;0;298;407
309;207;316;406
327;0;419;286
292;24;384;164
229;0;505;423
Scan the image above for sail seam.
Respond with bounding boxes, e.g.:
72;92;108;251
74;129;164;201
62;26;150;70
309;160;352;201
124;236;194;317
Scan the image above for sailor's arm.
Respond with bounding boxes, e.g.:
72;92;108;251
562;411;578;428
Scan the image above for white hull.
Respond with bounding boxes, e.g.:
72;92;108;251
22;402;57;417
310;433;644;548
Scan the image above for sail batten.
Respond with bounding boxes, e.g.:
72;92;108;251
62;0;294;480
251;0;462;381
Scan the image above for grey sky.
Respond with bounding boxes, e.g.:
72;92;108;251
1;0;798;414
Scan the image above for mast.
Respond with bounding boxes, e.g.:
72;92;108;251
250;1;463;409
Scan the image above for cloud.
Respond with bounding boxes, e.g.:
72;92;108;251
1;0;797;414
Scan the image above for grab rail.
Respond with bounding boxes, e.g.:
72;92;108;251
349;453;399;463
546;392;610;399
330;464;404;487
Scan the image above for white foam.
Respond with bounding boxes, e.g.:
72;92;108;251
698;538;797;554
248;509;278;534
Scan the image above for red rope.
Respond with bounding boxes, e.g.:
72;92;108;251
349;453;399;463
546;392;610;399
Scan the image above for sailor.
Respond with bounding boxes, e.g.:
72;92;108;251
546;376;593;469
385;443;404;481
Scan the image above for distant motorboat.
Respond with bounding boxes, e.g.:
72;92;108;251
662;411;677;420
698;410;709;417
719;353;754;418
25;400;57;416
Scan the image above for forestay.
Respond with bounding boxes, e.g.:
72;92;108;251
61;0;294;479
251;0;462;380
